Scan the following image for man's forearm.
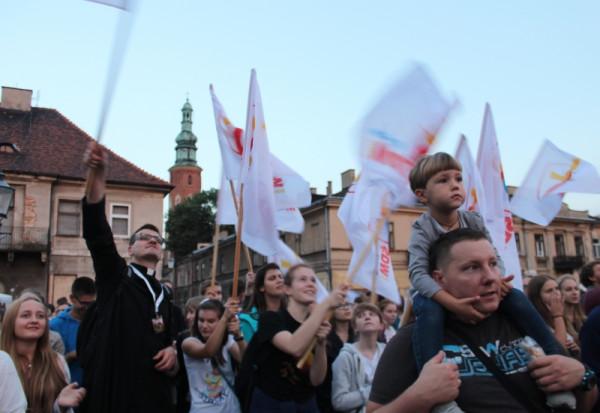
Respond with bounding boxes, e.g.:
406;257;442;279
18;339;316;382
367;384;433;413
575;388;598;413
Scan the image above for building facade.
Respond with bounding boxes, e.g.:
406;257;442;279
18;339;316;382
0;86;172;304
173;169;600;303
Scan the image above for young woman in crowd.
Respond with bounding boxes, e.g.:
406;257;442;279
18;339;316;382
316;300;355;413
558;274;586;343
331;303;386;413
580;260;600;292
378;300;399;343
247;263;347;412
239;263;285;343
527;276;580;356
182;298;245;413
0;294;86;413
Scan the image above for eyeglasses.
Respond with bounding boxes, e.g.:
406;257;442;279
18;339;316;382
74;298;95;307
135;233;164;245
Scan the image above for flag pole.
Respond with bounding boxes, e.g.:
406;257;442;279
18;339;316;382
228;180;254;273
297;196;389;369
231;183;244;299
210;224;220;288
85;2;135;199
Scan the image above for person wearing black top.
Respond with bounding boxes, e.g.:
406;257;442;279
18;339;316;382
249;263;347;412
78;143;178;413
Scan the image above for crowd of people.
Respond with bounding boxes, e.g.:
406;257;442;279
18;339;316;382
0;145;599;413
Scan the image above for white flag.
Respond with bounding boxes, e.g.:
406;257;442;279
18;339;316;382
476;104;523;290
271;155;312;209
268;240;329;303
338;177;401;303
359;64;454;207
240;70;280;256
216;175;238;226
86;0;129;10
455;135;487;217
510;139;600;226
274;208;305;234
210;85;244;181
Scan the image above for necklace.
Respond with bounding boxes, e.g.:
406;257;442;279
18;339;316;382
442;218;459;231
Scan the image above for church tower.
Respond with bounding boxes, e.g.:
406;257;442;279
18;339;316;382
169;99;202;209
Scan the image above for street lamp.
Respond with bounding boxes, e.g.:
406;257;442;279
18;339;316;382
0;171;14;222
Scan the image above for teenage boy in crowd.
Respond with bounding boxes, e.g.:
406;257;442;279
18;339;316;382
50;276;96;384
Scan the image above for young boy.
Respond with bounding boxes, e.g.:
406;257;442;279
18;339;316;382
408;152;565;413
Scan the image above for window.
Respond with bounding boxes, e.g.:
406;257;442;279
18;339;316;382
554;234;566;256
188;175;192;185
534;234;545;257
575;236;585;258
57;200;80;236
388;222;396;250
594;239;600;259
515;233;521;254
110;204;130;237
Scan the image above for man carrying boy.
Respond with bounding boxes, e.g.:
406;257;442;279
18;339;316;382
368;229;597;412
406;152;564;413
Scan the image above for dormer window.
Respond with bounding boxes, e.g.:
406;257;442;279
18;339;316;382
0;142;20;153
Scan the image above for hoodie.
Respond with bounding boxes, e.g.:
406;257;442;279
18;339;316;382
331;342;386;413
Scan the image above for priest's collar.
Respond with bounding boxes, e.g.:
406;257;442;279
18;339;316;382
130;262;155;277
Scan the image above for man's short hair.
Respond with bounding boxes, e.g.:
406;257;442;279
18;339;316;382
200;279;222;296
129;223;161;246
71;277;96;297
56;296;69;306
409;152;462;193
429;228;489;274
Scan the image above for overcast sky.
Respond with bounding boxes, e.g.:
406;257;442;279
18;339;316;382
3;1;600;214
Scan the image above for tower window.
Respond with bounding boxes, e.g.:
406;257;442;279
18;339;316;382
188;175;192;185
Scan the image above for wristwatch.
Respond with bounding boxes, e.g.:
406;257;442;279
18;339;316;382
577;366;597;392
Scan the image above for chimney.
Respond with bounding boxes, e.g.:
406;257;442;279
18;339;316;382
1;87;33;111
310;187;317;195
326;181;332;196
341;169;356;190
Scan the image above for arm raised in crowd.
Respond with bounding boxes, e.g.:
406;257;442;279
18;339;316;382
182;298;239;359
309;320;331;386
271;286;346;359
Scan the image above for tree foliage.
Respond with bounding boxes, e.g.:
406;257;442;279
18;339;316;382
165;189;219;259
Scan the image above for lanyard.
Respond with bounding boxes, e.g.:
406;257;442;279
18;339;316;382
129;265;164;315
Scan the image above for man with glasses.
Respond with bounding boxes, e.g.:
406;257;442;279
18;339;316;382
50;276;96;384
78;142;178;413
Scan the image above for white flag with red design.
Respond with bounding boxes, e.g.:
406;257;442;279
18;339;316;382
338;176;401;303
211;85;309;234
239;70;280;256
269;239;329;303
476;104;523;290
510;139;600;226
359;64;454;207
455;135;487;217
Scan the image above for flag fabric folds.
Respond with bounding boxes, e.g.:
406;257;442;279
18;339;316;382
86;0;129;10
238;70;280;256
338;177;401;303
510;139;600;226
359;64;454;207
476;104;523;290
455;134;486;217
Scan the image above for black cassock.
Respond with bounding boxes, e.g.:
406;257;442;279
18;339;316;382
78;198;174;413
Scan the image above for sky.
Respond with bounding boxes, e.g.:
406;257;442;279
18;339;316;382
3;1;600;215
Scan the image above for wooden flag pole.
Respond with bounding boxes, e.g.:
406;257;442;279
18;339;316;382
231;183;244;299
210;224;220;288
228;180;254;273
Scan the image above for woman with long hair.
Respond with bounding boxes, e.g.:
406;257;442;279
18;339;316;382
182;298;245;413
0;294;86;413
239;263;285;343
527;276;579;356
247;263;347;412
558;274;586;342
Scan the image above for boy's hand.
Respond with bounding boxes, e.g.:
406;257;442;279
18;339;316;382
448;296;485;323
499;275;514;298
